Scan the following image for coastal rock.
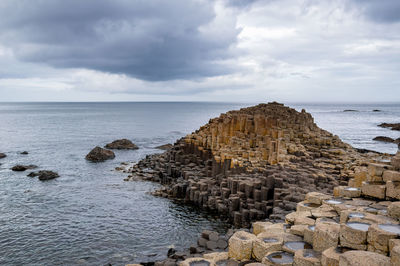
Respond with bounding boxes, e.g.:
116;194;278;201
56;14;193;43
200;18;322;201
20;151;28;155
105;139;138;150
155;144;173;150
85;146;115;162
11;164;37;171
0;153;6;159
373;136;394;143
228;231;257;261
124;102;385;227
339;250;390;266
378;122;400;131
28;170;59;181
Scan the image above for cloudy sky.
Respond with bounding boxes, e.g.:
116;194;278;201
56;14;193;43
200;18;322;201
0;0;399;102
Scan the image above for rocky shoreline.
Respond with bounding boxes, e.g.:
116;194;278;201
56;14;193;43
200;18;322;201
117;102;399;265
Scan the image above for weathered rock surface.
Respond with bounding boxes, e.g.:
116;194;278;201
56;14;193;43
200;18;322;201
28;170;59;181
11;164;37;171
122;102;385;226
105;139;138;150
85;146;115;162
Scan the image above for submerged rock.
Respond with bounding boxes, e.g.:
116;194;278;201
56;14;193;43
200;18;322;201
28;170;59;181
20;151;29;155
155;144;173;150
85;146;115;162
373;136;395;143
11;164;37;171
0;153;6;159
105;139;138;150
343;109;358;112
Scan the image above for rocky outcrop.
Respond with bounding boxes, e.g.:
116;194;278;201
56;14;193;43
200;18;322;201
105;139;138;150
379;123;400;131
122;102;386;226
28;170;59;181
168;152;400;266
85;146;115;162
20;151;28;155
11;164;37;171
0;153;6;159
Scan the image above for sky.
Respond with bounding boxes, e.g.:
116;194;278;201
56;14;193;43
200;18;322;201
0;0;399;102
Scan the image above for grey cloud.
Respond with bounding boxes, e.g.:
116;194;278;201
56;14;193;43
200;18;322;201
0;0;241;81
351;0;400;23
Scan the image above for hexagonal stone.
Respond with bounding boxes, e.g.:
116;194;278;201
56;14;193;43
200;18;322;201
340;222;370;250
228;231;257;261
339;250;390;266
313;222;340;252
367;224;400;254
252;234;283;261
294;249;322;266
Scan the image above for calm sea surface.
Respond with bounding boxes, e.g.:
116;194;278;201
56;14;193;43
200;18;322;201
0;102;399;265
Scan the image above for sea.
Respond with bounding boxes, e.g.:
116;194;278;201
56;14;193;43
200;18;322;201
0;102;398;265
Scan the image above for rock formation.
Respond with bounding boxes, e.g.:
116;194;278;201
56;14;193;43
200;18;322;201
105;139;138;150
123;102;387;226
0;152;6;159
379;122;400;131
172;151;400;266
28;170;59;181
86;146;115;162
11;164;38;171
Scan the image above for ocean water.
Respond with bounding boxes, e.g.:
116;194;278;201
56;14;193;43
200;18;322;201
0;102;399;265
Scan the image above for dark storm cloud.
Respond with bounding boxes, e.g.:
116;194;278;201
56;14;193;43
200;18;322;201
0;0;240;81
352;0;400;23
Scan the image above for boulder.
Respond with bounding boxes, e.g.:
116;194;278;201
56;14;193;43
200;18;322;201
228;231;257;261
28;170;59;180
85;146;115;162
11;164;37;171
20;151;28;155
339;250;390;266
39;171;59;181
0;153;6;159
104;139;138;150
